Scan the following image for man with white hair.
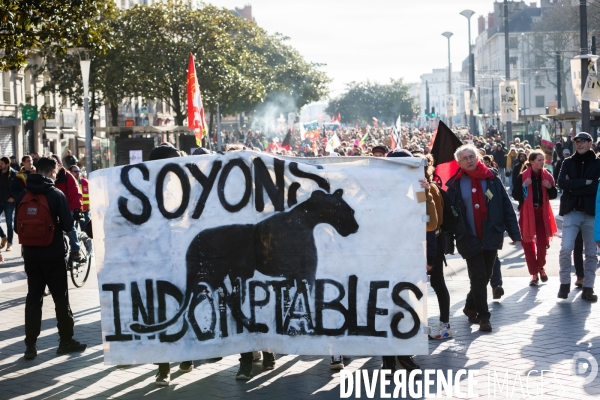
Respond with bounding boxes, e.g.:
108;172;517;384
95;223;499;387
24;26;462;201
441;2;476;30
445;145;521;332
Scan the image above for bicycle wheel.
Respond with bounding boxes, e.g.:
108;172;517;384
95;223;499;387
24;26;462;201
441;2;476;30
70;233;92;288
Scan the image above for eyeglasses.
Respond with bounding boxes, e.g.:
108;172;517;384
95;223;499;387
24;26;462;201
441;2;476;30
459;155;477;163
574;140;589;144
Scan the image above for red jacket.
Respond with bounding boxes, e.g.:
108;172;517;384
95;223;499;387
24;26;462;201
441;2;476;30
54;167;82;212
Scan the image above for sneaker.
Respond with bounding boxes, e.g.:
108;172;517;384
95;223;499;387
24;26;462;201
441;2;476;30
56;339;87;354
24;345;37;360
236;360;253;380
575;277;584;288
262;352;275;370
330;355;344;370
539;269;548;283
429;322;453;340
557;283;570;299
462;307;479;323
155;368;170;386
479;319;492;332
396;356;420;373
252;351;262;361
179;361;193;372
0;237;7;249
582;288;598;302
492;286;504;299
529;276;539;286
5;243;12;252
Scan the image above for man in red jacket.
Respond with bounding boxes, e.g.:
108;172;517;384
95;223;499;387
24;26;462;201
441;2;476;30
50;154;84;262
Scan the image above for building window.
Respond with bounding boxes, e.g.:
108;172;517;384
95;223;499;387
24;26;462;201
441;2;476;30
24;70;31;104
535;96;545;108
535;75;545;88
535;55;545;68
509;37;519;49
510;57;518;68
534;35;543;49
2;72;10;104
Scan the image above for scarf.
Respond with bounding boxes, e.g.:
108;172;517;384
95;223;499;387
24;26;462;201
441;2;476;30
456;161;494;240
519;167;557;243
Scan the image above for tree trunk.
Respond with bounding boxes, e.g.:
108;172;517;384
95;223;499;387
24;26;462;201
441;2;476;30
172;82;185;126
110;103;119;127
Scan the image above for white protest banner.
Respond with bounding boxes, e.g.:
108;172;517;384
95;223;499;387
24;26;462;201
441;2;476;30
325;133;341;153
582;59;600;102
570;58;600;110
129;150;143;165
89;152;429;365
499;80;518;123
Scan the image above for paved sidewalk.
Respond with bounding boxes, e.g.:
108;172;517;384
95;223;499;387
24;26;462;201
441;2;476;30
0;270;599;399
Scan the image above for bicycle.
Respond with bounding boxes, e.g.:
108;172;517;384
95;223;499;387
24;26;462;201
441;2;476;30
64;216;93;288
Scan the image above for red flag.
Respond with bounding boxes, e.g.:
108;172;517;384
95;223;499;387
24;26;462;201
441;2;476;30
337;112;341;122
187;53;207;146
430;121;463;190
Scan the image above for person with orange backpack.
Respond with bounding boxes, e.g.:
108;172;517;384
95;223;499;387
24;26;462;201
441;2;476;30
15;157;87;360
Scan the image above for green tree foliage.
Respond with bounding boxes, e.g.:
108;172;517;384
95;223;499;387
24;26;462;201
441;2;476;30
36;1;330;127
325;79;417;125
0;0;116;70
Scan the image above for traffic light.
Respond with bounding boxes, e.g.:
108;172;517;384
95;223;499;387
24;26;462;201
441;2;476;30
341;115;345;119
431;107;436;118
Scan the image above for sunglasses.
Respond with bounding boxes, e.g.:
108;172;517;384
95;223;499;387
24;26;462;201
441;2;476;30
72;170;81;173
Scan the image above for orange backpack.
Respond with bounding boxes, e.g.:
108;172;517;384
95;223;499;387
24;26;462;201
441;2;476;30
16;191;55;246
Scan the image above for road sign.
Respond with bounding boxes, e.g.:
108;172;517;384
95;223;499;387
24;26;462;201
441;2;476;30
22;105;37;121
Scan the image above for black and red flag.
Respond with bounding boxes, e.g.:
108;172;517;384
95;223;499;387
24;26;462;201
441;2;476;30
281;128;292;151
430;121;463;190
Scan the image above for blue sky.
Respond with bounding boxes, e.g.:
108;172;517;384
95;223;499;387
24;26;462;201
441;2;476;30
209;0;503;96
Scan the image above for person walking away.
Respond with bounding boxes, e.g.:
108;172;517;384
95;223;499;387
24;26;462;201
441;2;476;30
446;145;521;332
512;150;558;286
511;151;528;191
49;154;84;262
558;132;600;301
0;157;17;251
492;144;507;185
505;147;518;191
16;157;87;359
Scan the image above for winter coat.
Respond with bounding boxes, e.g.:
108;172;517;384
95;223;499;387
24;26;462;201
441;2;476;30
54;167;82;212
446;169;522;260
557;150;600;217
15;174;74;260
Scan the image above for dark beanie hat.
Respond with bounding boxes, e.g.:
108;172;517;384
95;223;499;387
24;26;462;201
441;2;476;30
386;149;413;158
149;142;181;161
50;153;63;166
371;145;387;155
192;147;210;155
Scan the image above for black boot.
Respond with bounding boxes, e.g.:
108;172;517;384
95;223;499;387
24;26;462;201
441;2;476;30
557;284;570;299
582;288;598;302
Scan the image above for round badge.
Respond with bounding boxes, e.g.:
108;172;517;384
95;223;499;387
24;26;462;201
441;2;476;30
472;188;477;193
474;204;480;209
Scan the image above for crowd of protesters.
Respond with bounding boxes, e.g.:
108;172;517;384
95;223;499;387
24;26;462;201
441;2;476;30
15;121;600;386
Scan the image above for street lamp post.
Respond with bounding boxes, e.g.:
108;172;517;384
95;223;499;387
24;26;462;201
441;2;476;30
79;58;92;174
460;10;476;136
442;31;453;128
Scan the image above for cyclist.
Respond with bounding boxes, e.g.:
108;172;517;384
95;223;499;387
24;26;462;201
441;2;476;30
50;154;84;262
68;165;90;231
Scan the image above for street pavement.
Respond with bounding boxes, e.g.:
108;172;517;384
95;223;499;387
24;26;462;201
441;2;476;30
1;197;600;399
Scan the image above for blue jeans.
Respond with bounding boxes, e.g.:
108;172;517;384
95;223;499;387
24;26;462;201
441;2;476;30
0;201;15;244
560;211;597;288
67;218;81;252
